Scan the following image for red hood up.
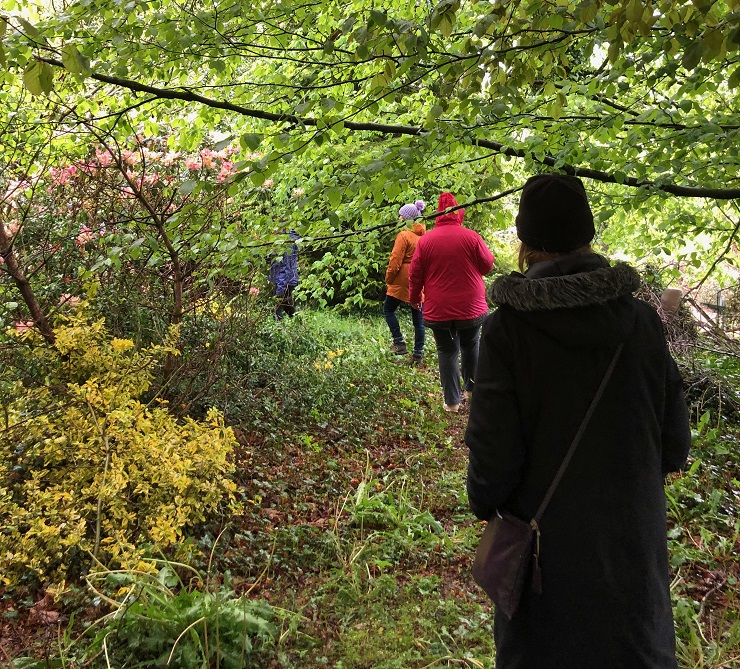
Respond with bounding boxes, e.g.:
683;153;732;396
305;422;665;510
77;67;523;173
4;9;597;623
435;192;463;226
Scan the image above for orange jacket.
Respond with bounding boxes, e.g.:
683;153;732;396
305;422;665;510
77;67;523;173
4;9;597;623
385;222;425;302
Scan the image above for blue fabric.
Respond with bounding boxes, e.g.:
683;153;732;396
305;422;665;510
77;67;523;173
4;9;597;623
383;294;425;356
269;230;300;295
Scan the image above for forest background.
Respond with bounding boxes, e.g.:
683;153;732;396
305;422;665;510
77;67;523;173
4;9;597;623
1;0;739;666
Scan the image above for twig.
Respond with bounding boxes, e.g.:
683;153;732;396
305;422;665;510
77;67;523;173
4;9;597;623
0;643;13;664
698;576;726;620
86;400;111;559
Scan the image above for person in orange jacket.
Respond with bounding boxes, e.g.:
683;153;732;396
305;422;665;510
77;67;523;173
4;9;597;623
383;200;426;364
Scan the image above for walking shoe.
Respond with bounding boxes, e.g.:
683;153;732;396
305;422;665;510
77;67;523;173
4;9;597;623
443;403;460;413
390;342;408;355
411;354;423;367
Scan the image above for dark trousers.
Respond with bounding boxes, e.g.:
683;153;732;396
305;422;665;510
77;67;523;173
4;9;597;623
275;285;296;320
429;322;482;406
383;294;425;357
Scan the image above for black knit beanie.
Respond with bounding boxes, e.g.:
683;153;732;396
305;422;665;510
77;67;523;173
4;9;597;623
515;174;595;253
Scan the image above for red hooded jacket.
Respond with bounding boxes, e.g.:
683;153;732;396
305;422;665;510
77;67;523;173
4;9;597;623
408;192;494;322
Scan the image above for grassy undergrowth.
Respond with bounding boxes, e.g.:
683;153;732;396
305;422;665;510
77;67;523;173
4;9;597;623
3;310;739;668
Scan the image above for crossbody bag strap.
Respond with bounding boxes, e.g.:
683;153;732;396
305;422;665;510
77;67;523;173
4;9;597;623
532;342;624;525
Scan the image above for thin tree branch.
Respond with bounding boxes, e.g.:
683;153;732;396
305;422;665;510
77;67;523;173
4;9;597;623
35;57;740;200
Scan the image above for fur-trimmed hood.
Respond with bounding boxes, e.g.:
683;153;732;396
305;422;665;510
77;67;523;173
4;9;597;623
488;256;643;350
490;257;640;311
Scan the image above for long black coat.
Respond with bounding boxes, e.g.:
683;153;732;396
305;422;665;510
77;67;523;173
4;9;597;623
465;255;690;669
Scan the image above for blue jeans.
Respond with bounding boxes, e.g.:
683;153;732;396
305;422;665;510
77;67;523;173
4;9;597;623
383;295;425;357
429;321;482;406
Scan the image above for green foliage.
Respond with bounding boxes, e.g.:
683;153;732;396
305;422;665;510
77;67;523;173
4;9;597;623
13;562;276;669
350;474;445;542
242;309;442;445
306;572;495;669
3;309;740;668
665;400;740;668
2;0;739;313
0;312;238;586
157;289;270;418
88;567;275;669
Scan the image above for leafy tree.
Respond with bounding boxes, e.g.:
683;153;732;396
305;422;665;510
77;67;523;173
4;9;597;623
1;0;739;306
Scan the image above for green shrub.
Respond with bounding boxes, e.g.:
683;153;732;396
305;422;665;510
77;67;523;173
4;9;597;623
12;562;277;669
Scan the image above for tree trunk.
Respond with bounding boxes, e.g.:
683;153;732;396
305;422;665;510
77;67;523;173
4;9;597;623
0;226;55;344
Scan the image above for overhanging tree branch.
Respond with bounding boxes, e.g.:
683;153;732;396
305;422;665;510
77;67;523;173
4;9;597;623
37;57;740;200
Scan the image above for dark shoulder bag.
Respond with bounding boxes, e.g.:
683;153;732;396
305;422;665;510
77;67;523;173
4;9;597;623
472;344;623;619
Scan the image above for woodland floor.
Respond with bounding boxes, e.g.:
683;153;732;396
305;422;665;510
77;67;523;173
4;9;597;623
2;362;739;667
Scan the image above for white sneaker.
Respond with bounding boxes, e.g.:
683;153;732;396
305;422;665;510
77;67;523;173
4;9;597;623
443;403;460;413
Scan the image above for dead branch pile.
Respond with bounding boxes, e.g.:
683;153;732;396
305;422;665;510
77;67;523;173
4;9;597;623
634;283;698;355
678;362;740;423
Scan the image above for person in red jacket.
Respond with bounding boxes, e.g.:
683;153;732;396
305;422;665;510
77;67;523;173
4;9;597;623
408;192;494;412
384;200;427;363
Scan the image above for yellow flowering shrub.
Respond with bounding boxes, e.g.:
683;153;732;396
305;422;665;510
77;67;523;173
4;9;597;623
0;313;237;586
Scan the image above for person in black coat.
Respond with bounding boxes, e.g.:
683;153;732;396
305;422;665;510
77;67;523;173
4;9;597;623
465;174;691;669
